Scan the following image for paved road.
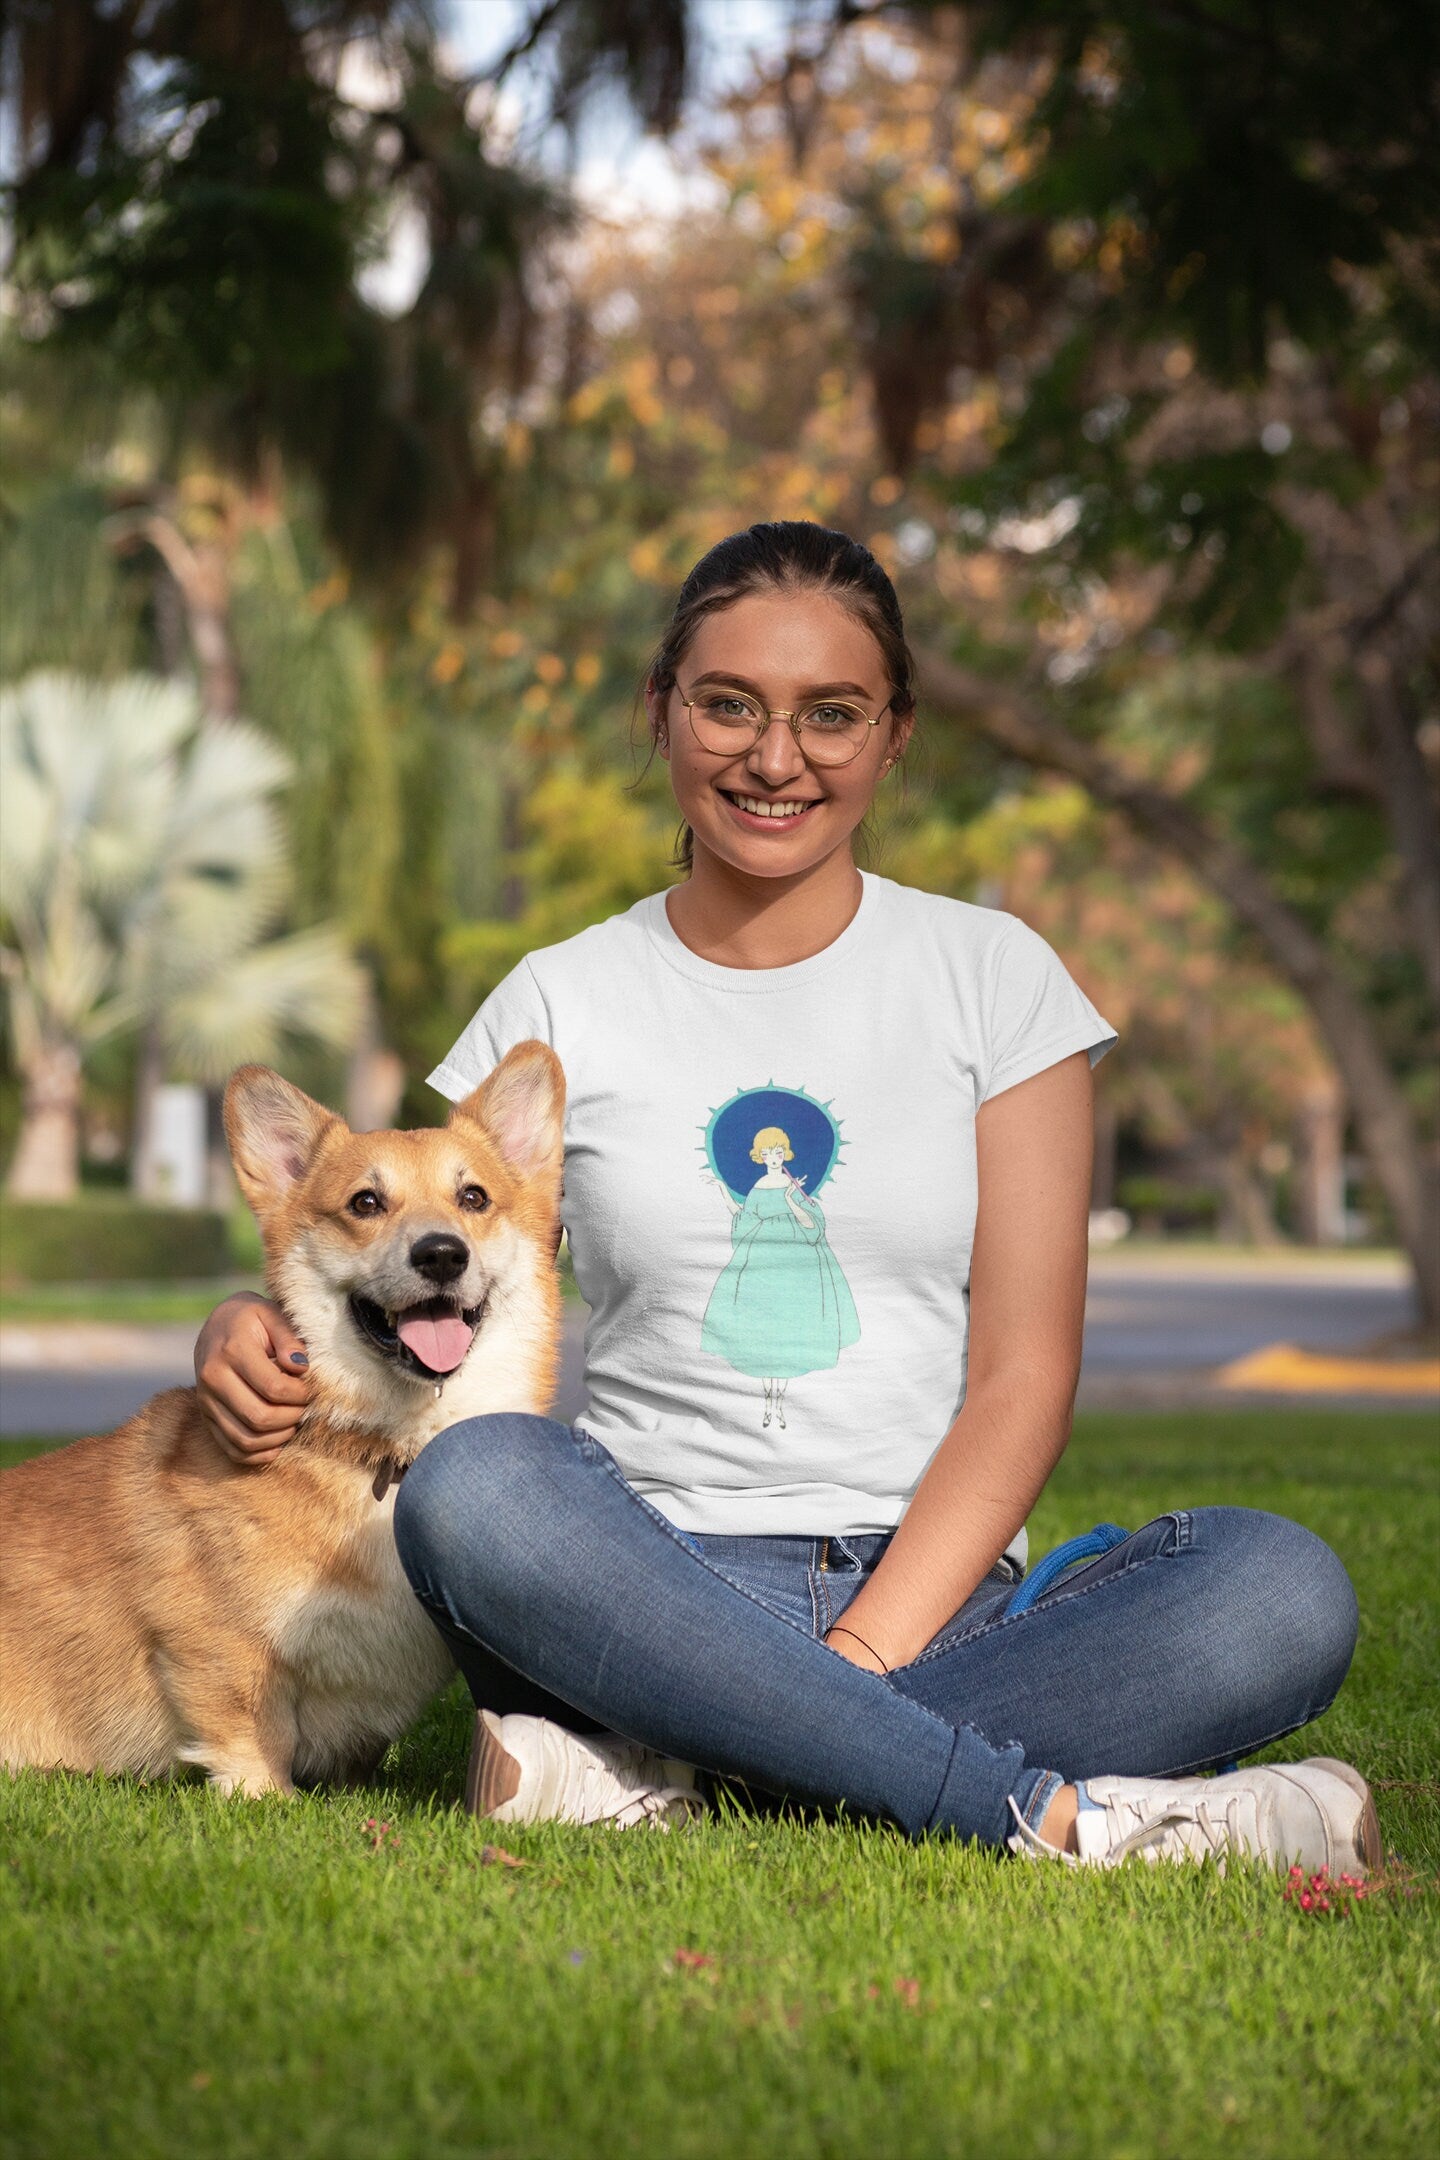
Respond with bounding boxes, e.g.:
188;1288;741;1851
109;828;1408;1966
2;1254;1426;1437
1079;1265;1415;1373
1;1368;190;1439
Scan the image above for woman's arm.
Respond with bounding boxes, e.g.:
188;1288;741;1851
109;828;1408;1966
824;1050;1094;1674
194;1292;312;1466
701;1171;741;1218
784;1182;821;1233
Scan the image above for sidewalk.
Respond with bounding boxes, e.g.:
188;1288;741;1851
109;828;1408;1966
0;1322;199;1373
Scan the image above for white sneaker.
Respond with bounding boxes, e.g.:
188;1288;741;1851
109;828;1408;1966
1008;1756;1382;1874
466;1710;707;1830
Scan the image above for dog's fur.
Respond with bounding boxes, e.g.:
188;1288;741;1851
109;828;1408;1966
0;1042;565;1796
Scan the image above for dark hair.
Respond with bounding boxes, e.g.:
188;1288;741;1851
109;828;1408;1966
631;520;917;874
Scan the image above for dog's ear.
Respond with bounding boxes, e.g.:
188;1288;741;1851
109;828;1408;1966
224;1066;341;1218
450;1040;565;1185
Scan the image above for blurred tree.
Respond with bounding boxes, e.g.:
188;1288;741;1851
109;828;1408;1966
5;0;1434;1317
862;5;1440;1317
416;29;1360;1217
665;6;1438;1319
0;671;365;1199
0;483;148;682
954;0;1438;381
443;757;675;1010
2;0;698;616
0;0;694;1127
891;775;1337;1239
517;12;1437;1314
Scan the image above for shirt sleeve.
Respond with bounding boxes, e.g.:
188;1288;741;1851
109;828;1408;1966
979;917;1118;1106
428;958;552;1104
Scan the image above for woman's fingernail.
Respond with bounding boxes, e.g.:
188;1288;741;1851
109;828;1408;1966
289;1352;309;1368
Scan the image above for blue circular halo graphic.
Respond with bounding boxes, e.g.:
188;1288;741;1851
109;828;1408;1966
698;1081;845;1199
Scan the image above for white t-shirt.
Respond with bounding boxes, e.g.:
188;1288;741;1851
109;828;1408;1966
430;870;1118;1562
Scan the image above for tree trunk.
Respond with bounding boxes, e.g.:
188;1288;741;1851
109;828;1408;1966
184;543;241;719
1293;1079;1348;1245
115;506;242;719
1209;1147;1284;1247
5;1039;82;1201
130;1021;168;1200
917;647;1440;1325
1358;663;1440;1013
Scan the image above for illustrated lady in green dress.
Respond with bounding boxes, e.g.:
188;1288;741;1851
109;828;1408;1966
701;1123;861;1429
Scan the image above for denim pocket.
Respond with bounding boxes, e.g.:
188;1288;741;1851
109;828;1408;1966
1017;1510;1191;1607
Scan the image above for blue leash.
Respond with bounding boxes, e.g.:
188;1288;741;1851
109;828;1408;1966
1001;1523;1241;1775
1005;1522;1130;1614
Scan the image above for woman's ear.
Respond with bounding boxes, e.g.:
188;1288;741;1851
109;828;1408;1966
645;674;670;754
888;706;916;766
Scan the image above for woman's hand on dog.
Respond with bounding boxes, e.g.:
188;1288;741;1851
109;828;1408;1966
195;1293;312;1466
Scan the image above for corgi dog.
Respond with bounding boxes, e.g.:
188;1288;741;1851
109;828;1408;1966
0;1042;565;1797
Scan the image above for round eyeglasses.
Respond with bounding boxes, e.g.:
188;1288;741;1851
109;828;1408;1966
675;683;893;768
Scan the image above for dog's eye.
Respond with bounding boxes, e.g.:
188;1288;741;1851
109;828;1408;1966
458;1184;490;1212
348;1190;385;1218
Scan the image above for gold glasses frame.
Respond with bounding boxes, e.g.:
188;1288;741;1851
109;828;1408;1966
674;681;895;768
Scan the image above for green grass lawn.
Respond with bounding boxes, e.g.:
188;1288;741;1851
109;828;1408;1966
2;1409;1436;2160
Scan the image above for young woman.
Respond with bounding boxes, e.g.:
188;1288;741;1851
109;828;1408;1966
195;521;1378;1871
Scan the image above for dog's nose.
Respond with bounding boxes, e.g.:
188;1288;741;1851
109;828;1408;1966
408;1232;470;1286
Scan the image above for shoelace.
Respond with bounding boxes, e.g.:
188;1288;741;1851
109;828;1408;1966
608;1787;703;1830
1006;1789;1245;1866
563;1737;699;1827
1103;1791;1241;1864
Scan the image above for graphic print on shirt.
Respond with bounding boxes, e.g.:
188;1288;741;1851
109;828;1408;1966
697;1081;861;1432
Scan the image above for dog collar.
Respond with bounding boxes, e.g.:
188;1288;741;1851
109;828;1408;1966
371;1459;409;1504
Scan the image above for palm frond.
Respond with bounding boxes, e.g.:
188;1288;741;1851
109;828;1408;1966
162;926;368;1081
1;667;369;1082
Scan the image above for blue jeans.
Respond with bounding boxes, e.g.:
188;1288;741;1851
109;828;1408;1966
392;1414;1360;1851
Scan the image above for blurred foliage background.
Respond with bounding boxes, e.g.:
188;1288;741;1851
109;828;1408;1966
0;0;1436;1322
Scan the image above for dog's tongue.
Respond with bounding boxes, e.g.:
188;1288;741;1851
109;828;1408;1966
396;1310;475;1374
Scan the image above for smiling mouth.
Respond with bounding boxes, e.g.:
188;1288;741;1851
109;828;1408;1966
719;788;824;823
348;1293;488;1382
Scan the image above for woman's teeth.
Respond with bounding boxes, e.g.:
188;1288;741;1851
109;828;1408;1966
724;791;818;820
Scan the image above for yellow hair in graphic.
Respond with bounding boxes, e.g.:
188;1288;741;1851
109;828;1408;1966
748;1126;794;1164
